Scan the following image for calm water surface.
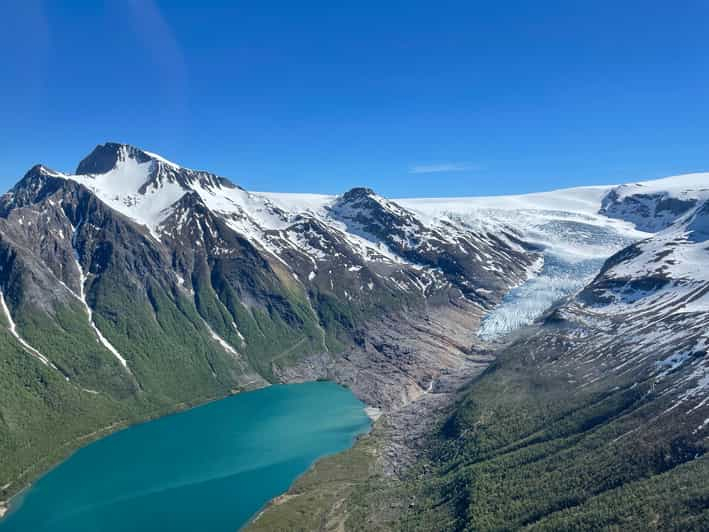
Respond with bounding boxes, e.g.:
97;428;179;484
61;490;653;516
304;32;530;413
0;382;370;531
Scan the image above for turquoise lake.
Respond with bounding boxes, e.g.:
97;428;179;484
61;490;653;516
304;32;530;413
0;382;370;531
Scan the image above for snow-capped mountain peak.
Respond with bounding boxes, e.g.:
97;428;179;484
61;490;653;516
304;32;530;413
17;143;239;238
75;142;171;175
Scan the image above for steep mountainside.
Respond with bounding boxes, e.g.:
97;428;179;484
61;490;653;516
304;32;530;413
0;143;538;510
393;195;709;531
250;173;709;531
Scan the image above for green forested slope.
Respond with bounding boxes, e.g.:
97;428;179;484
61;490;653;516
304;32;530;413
399;346;709;531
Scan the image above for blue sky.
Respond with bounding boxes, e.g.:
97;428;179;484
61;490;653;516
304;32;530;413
2;1;709;197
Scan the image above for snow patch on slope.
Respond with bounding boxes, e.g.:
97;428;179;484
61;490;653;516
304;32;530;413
51;155;187;238
73;259;130;370
201;319;240;357
69;218;130;370
0;290;59;371
586;198;709;315
612;172;709;200
600;172;709;232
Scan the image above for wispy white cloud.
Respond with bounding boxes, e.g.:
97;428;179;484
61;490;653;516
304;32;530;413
409;162;479;174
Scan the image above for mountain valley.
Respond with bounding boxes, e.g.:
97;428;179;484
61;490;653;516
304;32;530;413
0;144;707;530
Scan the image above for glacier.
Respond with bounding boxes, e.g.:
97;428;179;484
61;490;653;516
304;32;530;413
478;219;638;340
398;194;646;341
477;254;604;340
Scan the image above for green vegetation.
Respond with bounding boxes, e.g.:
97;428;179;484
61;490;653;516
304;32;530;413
249;343;709;531
398;353;709;531
0;328;130;500
0;272;255;505
248;427;408;532
17;299;136;398
0;234;422;509
202;256;327;379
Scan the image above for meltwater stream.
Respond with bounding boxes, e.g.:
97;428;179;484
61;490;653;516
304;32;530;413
0;382;370;532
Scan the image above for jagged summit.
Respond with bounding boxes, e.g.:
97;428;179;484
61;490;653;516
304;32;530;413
72;142;237;188
7;143;243;235
74;142;190;175
24;163;61;178
340;187;376;201
72;142;235;195
76;143;159;175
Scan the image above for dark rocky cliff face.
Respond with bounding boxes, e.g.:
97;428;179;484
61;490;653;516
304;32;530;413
599;186;699;232
76;143;153;175
329;186;534;299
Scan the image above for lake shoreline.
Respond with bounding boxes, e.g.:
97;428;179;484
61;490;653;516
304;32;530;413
0;381;269;523
2;303;485;529
0;381;371;531
243;413;375;531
